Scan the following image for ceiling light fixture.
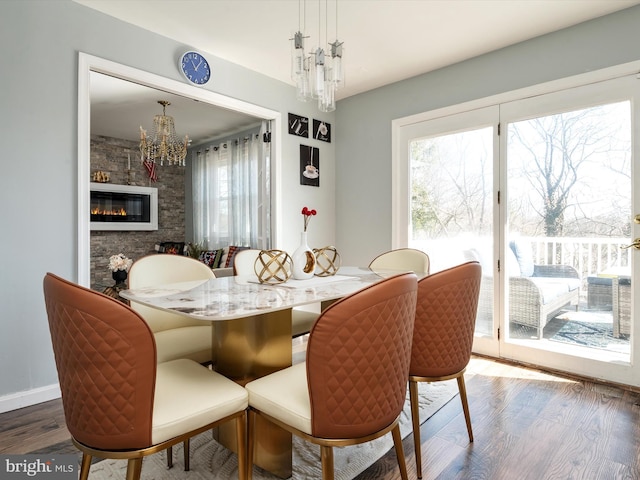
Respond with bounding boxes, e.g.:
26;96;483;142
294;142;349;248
139;100;190;166
291;0;343;113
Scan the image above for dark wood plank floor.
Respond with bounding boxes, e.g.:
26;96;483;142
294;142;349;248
2;354;640;479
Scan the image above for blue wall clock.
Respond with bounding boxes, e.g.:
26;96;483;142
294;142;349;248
179;51;211;86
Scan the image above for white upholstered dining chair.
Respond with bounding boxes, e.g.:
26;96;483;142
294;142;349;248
128;254;216;364
369;248;430;274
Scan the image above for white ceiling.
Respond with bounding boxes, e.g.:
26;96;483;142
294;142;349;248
78;0;640;144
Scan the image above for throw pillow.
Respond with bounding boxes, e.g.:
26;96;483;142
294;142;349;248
509;239;534;277
199;249;224;268
225;246;250;268
506;246;522;277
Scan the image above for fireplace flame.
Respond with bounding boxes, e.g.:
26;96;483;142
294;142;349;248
91;207;127;216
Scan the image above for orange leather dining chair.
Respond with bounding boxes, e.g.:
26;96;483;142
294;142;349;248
408;261;482;479
369;248;430;274
42;273;248;480
234;248;318;337
244;273;418;480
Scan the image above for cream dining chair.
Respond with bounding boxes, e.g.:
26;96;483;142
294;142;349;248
42;273;248;480
234;249;318;337
369;247;430;274
128;254;216;364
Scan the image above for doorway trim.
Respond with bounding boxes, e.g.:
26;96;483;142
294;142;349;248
77;52;281;286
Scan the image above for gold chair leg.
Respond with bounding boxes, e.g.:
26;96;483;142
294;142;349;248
166;446;173;468
79;453;92;480
125;458;143;480
236;411;248;480
457;374;474;442
320;445;334;480
183;439;190;471
392;424;409;480
247;409;255;480
409;380;423;478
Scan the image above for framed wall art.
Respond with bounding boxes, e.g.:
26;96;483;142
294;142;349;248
288;113;309;138
300;144;319;187
313;119;331;142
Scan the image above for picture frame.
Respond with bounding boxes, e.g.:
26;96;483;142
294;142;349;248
288;113;309;138
313;119;331;142
300;144;320;187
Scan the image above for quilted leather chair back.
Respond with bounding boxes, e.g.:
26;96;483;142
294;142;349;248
306;273;418;439
369;248;430;274
43;273;156;450
411;261;482;377
128;254;216;331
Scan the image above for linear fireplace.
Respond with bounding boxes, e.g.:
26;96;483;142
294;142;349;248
90;183;158;231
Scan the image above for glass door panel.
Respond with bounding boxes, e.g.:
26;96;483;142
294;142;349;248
501;79;635;381
408;125;495;338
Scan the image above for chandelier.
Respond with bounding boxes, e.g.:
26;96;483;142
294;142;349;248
140;100;190;166
291;0;344;112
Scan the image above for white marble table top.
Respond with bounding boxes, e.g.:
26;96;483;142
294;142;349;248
119;266;422;321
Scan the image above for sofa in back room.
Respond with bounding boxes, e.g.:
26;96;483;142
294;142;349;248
155;242;249;277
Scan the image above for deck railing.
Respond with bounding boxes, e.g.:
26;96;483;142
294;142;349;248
526;236;630;297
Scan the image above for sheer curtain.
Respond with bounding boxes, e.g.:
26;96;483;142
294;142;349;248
192;122;270;249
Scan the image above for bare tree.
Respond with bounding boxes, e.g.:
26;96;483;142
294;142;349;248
508;104;629;238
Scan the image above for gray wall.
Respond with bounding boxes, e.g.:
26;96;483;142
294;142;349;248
3;0;640;409
336;5;640;267
0;0;335;409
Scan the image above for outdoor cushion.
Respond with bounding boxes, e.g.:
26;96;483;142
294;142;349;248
529;277;581;304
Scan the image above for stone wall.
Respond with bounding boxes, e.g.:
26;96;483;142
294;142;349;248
90;135;186;290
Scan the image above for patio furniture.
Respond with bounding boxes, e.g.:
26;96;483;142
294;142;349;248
586;267;630;338
473;240;581;338
613;277;631;338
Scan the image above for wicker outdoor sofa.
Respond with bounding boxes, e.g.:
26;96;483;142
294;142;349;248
473;240;581;339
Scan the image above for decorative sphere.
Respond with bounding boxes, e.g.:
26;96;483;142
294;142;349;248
255;249;292;284
313;246;341;276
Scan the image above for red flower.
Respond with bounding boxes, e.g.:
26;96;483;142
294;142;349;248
302;206;317;231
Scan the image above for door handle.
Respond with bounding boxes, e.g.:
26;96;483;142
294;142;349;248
621;238;640;250
634;214;640;224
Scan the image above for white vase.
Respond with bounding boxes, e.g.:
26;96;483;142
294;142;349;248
291;231;316;280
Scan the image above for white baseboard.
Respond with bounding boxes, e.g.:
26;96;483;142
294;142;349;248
0;384;61;414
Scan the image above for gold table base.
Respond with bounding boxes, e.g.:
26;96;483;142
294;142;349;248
213;309;293;478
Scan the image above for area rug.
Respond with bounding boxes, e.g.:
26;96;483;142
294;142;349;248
547;311;629;352
88;380;459;480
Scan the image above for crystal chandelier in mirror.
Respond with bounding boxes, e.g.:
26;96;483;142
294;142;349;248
139;100;190;166
291;0;343;112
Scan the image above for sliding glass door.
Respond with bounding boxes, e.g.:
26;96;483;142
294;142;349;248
499;76;637;384
396;74;640;385
398;107;499;356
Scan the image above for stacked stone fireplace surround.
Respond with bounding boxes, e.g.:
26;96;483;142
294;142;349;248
90;135;185;290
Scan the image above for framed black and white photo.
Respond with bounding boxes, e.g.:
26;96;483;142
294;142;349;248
313;119;331;142
288;113;309;138
300;144;320;187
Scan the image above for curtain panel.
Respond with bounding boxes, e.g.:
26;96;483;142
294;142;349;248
193;123;270;249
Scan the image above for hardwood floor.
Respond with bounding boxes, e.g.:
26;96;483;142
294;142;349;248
3;354;640;479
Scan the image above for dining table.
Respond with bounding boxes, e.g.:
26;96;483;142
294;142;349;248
119;266;423;478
